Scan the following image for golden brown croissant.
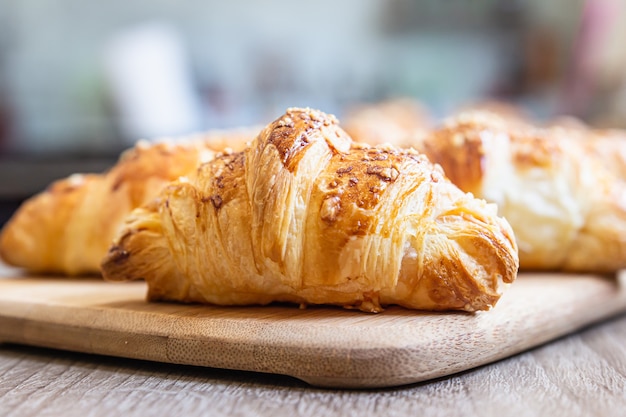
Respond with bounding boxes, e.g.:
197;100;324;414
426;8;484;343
0;138;221;275
582;129;626;181
548;123;626;182
420;111;626;272
101;108;518;312
342;98;431;148
186;126;260;153
454;100;531;124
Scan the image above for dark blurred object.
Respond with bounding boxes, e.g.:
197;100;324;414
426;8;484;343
383;0;526;32
0;91;12;152
0;200;22;229
522;27;561;92
0;7;12;153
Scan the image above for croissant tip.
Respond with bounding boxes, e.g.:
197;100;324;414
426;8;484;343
100;245;130;281
284;107;339;124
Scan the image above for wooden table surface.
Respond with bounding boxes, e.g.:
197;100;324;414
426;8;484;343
1;311;625;417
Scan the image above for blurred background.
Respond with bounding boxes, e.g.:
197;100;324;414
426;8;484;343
0;0;626;223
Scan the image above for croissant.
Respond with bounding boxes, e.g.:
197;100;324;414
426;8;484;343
419;111;626;272
582;129;626;181
0;135;234;275
342;98;431;147
101;108;518;312
550;124;626;182
454;100;531;124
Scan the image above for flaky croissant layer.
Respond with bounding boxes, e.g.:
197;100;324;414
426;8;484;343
420;111;626;272
0;128;257;276
102;108;519;312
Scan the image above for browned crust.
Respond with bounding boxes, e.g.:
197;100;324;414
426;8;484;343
421;125;487;196
0;174;101;274
421;111;626;273
421;112;565;194
261;107;350;172
0;138;226;275
101;108;519;312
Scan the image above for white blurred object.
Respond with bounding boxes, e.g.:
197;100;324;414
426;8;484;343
104;22;204;142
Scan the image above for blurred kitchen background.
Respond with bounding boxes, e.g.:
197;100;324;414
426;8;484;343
1;0;626;224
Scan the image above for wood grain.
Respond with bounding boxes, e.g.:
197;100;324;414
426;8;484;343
0;270;625;389
1;314;625;417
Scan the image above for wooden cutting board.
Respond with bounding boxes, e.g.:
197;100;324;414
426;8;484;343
0;268;625;389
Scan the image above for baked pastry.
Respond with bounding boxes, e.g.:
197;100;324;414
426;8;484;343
420;111;626;272
0;134;240;275
187;125;260;153
454;100;531;124
547;123;626;182
101;108;518;312
342;98;431;148
581;128;626;181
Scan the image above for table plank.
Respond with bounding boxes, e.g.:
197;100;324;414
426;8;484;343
1;313;625;417
1;272;626;388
